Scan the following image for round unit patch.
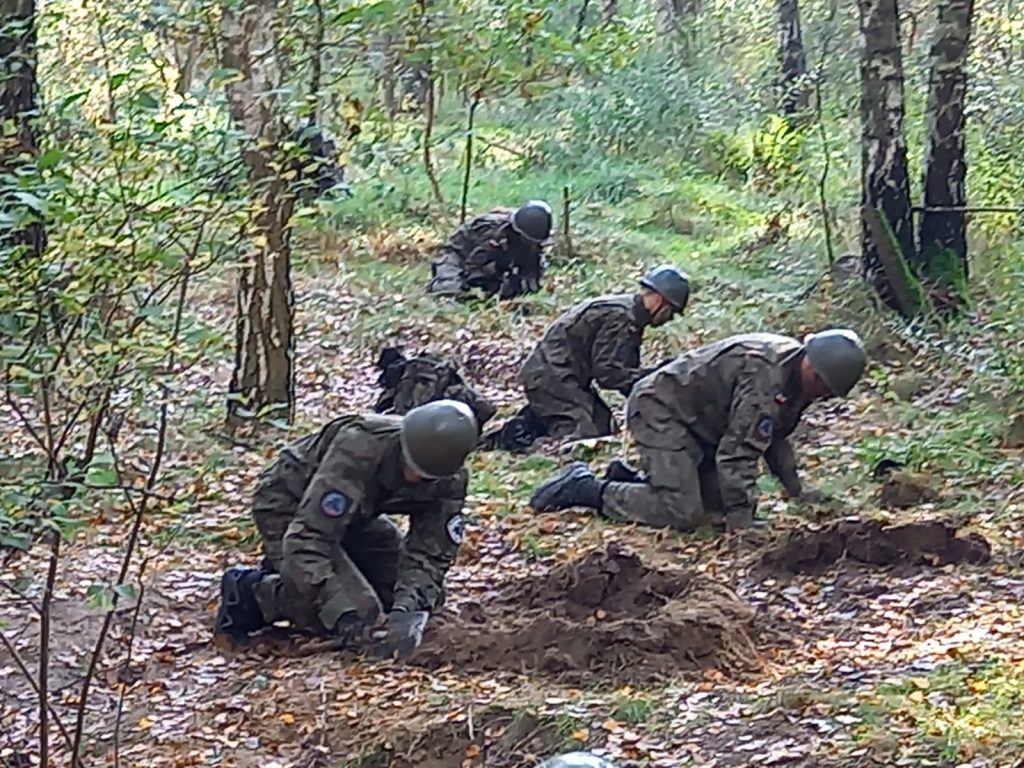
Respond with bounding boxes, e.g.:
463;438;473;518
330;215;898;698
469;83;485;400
321;491;350;518
446;514;465;545
755;415;774;442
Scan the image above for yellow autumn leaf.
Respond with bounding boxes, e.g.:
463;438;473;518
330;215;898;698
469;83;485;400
908;690;925;703
910;677;930;690
279;712;296;725
968;679;988;693
571;728;589;741
137;717;154;730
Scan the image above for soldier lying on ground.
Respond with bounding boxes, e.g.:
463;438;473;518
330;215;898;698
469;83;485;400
530;329;866;532
214;400;479;659
427;200;553;300
374;346;497;429
481;265;689;451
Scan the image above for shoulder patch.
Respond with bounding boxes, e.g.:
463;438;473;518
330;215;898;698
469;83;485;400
320;491;350;518
755;415;774;442
446;514;465;545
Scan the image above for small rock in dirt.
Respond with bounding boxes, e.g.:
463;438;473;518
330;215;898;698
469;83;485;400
878;470;939;509
1004;413;1024;449
890;373;927;401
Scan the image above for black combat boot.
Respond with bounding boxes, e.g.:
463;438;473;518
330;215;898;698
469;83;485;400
214;566;267;640
603;459;641;483
530;462;606;512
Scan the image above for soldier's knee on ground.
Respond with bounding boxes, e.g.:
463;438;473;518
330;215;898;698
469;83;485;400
654;489;704;531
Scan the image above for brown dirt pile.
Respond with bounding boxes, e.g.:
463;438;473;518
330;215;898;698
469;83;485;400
414;542;757;684
766;518;991;573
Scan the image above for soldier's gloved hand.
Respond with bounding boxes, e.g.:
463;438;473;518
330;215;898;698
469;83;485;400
520;271;541;294
370;609;429;659
333;612;367;646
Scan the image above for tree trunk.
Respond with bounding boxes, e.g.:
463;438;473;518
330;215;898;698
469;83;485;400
777;0;809;114
657;0;700;34
858;0;916;313
918;0;974;290
221;0;296;426
603;0;618;24
0;0;45;260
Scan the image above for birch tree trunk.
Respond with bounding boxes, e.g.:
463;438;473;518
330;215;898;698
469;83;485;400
1;0;45;260
918;0;974;288
858;0;916;313
221;0;296;426
603;0;618;24
777;0;809;114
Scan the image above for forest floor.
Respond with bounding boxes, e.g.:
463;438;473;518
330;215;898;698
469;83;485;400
3;180;1024;768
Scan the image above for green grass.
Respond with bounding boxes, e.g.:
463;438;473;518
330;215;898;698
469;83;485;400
468;452;558;502
853;659;1024;763
611;691;659;726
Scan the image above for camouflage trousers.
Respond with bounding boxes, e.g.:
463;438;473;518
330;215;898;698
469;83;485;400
524;378;616;440
601;431;725;531
426;250;466;296
251;484;404;632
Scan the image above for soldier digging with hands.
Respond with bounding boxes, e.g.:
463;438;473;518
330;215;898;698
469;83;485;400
530;329;867;532
483;265;690;451
214;400;479;659
427;200;554;300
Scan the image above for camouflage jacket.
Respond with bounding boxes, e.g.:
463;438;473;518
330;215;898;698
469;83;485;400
268;414;468;615
374;349;497;428
443;211;546;297
627;333;810;515
518;294;653;396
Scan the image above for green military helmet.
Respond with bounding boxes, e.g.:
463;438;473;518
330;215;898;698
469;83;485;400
804;328;867;397
639;264;690;310
400;399;479;478
536;753;619;768
511;200;554;243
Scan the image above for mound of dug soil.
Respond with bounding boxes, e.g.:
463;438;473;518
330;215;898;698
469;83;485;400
414;543;757;684
766;518;991;573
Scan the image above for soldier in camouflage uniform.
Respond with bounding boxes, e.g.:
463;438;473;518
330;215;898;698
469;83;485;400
427;200;553;300
515;264;690;442
374;346;497;429
530;330;867;532
214;400;479;658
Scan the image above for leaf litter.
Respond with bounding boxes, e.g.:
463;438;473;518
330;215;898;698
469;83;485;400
3;234;1024;767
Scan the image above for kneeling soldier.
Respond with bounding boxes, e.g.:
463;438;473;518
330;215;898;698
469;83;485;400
529;330;866;532
214;400;479;658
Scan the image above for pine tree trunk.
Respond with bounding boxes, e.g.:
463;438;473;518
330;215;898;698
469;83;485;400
858;0;916;314
777;0;809;114
918;0;974;288
1;0;45;260
221;0;296;426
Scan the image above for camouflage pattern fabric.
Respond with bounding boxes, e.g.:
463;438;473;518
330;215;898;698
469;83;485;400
517;294;654;439
250;414;468;633
374;348;497;428
427;210;546;299
602;333;811;528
